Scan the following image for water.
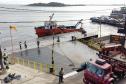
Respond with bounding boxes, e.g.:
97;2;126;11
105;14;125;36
0;4;121;48
0;4;123;74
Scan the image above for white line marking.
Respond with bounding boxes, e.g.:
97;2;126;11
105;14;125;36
63;71;78;79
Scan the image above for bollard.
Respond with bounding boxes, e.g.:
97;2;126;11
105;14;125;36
34;62;38;73
34;62;37;70
72;36;74;41
49;64;55;74
71;36;76;41
57;36;60;42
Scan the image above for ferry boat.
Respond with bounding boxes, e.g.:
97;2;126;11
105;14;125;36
110;6;126;19
35;13;84;37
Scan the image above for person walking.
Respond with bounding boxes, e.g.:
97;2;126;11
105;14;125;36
3;49;9;69
19;42;22;50
37;40;40;48
24;41;27;49
59;68;64;84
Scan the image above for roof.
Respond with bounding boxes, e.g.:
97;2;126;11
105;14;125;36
90;59;111;69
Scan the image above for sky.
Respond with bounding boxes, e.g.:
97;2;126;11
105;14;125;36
0;0;126;5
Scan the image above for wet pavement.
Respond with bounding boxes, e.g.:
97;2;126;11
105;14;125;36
4;32;126;84
5;32;98;74
10;40;98;75
1;32;96;54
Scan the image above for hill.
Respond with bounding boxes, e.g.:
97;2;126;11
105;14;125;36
27;2;85;7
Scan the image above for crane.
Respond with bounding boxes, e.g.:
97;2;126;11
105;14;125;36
75;19;83;28
49;13;54;22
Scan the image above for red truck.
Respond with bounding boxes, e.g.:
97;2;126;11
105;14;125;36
98;44;126;79
83;44;126;84
83;58;114;84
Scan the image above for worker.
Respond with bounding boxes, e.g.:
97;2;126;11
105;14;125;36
59;68;64;84
19;42;22;50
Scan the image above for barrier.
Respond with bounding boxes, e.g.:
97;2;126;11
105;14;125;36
9;57;57;74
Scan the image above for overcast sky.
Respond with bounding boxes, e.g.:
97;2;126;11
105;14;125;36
0;0;126;5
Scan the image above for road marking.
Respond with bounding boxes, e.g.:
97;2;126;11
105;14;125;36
63;71;78;79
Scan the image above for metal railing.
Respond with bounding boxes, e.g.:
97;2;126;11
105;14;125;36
9;57;57;74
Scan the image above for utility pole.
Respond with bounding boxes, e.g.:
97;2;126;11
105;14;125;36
100;17;102;38
99;17;102;48
124;17;126;47
50;32;55;74
9;25;16;64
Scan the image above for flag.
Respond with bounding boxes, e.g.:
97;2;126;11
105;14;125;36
10;25;16;30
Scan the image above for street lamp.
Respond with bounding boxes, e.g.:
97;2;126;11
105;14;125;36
50;32;55;74
99;17;102;48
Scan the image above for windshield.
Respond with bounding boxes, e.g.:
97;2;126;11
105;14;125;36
87;63;105;77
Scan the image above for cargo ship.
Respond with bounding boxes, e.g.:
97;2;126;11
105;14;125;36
35;13;85;37
90;6;126;28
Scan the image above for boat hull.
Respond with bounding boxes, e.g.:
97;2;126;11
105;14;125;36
35;27;80;37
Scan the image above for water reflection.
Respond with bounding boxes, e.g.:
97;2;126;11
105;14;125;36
37;48;40;55
25;49;28;56
20;51;23;56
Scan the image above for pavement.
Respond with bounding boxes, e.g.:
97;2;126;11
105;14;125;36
0;64;56;84
1;32;96;54
50;71;84;84
1;32;126;84
0;32;99;84
10;40;98;75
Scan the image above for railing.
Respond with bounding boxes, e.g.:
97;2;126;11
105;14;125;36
9;57;58;74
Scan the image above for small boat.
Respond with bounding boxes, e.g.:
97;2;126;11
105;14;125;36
35;13;83;37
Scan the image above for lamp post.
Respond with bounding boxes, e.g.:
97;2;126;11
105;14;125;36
50;32;55;74
9;26;16;64
99;17;102;48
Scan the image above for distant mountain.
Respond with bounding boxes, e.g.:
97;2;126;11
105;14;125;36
27;2;85;7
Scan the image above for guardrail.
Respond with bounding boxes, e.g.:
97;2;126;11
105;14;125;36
9;57;57;74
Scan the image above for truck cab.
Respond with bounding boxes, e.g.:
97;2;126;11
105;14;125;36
83;59;114;84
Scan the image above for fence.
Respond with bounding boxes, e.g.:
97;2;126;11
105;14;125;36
9;57;58;74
